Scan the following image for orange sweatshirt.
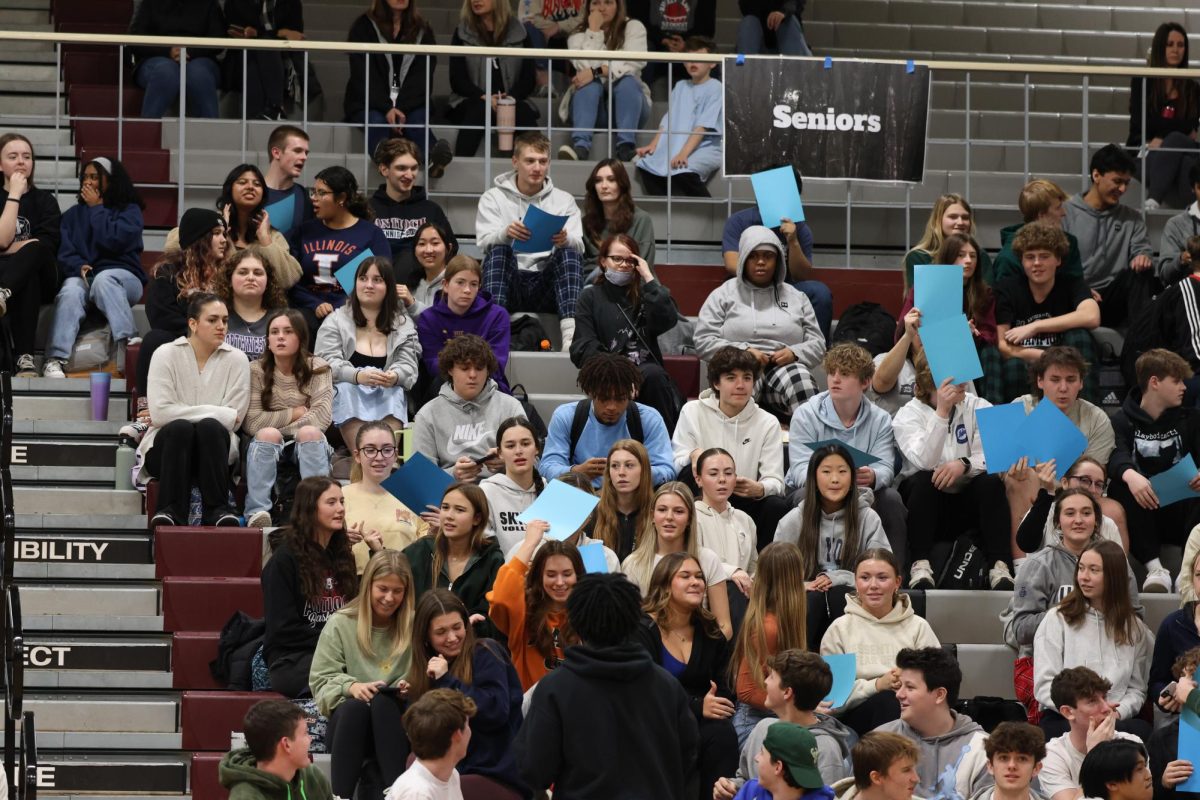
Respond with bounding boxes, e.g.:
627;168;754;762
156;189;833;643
735;612;779;709
487;556;567;691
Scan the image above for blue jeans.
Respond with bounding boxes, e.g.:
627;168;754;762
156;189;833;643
46;270;144;360
571;75;650;149
732;702;775;748
245;438;332;517
135;56;220;118
736;14;813;56
363;107;431;160
791;278;833;341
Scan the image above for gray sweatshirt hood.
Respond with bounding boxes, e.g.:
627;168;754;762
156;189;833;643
876;711;988;800
736;225;788;289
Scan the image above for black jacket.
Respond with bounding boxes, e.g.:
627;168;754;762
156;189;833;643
1107;387;1200;481
1149;720;1200;800
634;615;734;724
344;13;436;118
569;279;678;368
368;185;455;283
0;186;62;274
129;0;225;64
224;0;303;36
1123;277;1200;383
514;640;699;799
144;263;191;338
1150;604;1200;701
402;535;505;641
259;535;354;665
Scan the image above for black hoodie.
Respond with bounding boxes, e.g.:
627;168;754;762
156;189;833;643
368;185;455;282
514;641;699;799
128;0;225;64
1108;387;1200;481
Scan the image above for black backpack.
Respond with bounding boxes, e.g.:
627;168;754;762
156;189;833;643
210;610;265;690
510;314;551;352
954;696;1028;732
936;532;988;590
509;383;548;442
569;399;642;462
831;302;897;356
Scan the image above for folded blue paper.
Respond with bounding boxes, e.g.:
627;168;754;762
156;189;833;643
750;166;805;228
579;542;609;574
1179;667;1200;792
803;439;881;470
513;205;570;254
1021;399;1088;476
263;194;294;236
517;480;600;541
1151;453;1200;508
334;248;378;296
914;264;963;324
976;403;1028;473
822;653;856;708
381;451;453;516
919;314;983;387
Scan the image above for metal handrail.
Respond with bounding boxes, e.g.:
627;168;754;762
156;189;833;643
3;584;25;795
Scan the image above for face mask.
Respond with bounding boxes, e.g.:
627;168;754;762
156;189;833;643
605;269;635;287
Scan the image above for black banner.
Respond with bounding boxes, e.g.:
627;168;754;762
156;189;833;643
14;535;152;564
723;57;930;181
15;761;187;793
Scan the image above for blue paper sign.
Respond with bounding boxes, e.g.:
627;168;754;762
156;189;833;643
803;440;881;470
913;264;963;324
263;194;294;236
517;480;600;541
1022;399;1089;477
579;542;609;574
333;248;377;297
1151;453;1200;508
975;403;1029;473
512;205;570;254
750;166;805;228
1179;666;1200;793
919;314;983;387
822;653;856;708
380;452;453;517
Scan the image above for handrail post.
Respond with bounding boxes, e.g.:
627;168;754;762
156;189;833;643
1081;76;1091;193
117;45;125;161
241;47;248;162
1023;73;1030;183
964;70;971;201
177;48;187;223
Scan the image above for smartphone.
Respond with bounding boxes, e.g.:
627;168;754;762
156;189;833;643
472;451;495;465
1162;681;1178;699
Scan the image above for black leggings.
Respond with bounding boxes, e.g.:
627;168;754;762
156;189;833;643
448;97;540;156
696;717;738;800
900;471;1010;566
639;170;711;197
327;695;409;798
0;241;58;356
806;586;854;650
144;417;234;522
837;690;900;737
1107;478;1200;566
638;362;683;435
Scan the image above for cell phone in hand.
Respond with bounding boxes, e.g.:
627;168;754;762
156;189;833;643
472;451;495;465
1162;681;1178;699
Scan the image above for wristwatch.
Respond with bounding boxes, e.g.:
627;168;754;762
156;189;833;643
959;457;970;470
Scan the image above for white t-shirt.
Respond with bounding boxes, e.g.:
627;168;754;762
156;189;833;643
622;545;727;595
1040;731;1142;800
384;762;463;800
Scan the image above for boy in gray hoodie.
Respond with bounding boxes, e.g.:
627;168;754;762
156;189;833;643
219;700;332;800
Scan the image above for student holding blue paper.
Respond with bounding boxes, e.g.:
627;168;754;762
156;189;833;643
1150;649;1200;800
903;195;994;289
288;167;392;343
1107;349;1200;593
263;126;313;240
635;550;739;800
314;256;420;449
206;164;302;293
344;421;430;572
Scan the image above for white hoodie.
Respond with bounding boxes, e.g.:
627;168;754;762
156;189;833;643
820;593;941;710
480;472;541;552
672;389;786;496
694;500;757;578
892;394;990;490
774;496;889;587
474;170;583;271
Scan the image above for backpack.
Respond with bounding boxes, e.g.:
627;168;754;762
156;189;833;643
830;302;897;356
509;383;548;442
211;610;265;690
569;399;642;462
66;319;114;373
954;696;1028;732
936;533;988;590
510;314;551;351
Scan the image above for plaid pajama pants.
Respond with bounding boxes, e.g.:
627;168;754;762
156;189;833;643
482;244;583;318
999;329;1100;404
756;361;818;422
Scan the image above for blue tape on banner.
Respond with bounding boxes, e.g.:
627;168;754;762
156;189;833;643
736;53;745;65
906;59;915;73
824;56;832;69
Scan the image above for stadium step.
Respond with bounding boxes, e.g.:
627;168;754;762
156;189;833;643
31;753;189;796
162;577;263;633
16;486;143;515
155;527;264;579
18;634;173;689
181;691;284;751
15;530;154;579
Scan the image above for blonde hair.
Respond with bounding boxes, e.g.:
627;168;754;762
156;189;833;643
338;550;415;662
623;482;699;590
458;0;513;44
1018;179;1068;223
909;194;975;267
728;542;808;690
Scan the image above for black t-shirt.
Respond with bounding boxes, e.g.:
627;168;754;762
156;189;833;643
994;274;1092;348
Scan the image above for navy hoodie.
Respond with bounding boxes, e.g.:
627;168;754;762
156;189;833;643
57;202;146;281
287;217;392;311
1149;602;1200;700
263;184;313;239
369;185;455;282
1107;387;1200;481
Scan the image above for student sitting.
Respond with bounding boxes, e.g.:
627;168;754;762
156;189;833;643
734;0;811;56
128;0;223;119
993;179;1085;285
975;722;1049;800
48;156;144;379
1106;349;1200;592
697;225;826;423
213;248;289;362
540;353;675;487
571;235;682;431
243;310;333;529
344;421;428;571
370;138;455;283
1151;552;1200;704
1125;234;1200;400
715;650;856;800
904;194;994;287
1013;459;1127;556
385;690;476;800
224;0;302;118
694;448;757;597
586;439;654;560
477;131;584;350
1063;144;1157;328
786;344;907;567
1149;648;1200;800
204;163;302;290
635;36;722;198
1078;740;1155;800
218;700;333;800
1019;347;1116;464
893;355;1012;590
416;258;512;395
873;647;992;800
869;306;976;419
1040;667;1146;800
1155;164;1200;285
582;159;655;276
1034;541;1153;740
731;723;834;800
502;473;621;573
262;125;313;240
412;334;523;479
309;550;415;797
673;346;792;549
480;417;545;551
995;223;1101;402
828;732;920;800
635;551;738;800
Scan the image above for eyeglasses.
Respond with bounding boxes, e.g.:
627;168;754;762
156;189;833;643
1067;475;1108;492
358;445;397;459
605;256;637;267
309;188;332;199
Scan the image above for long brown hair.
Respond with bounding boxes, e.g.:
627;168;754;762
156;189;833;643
430;483;490;586
585;0;630;50
212;246;288;313
277;476;358;601
405;588;486;699
368;0;429;44
159;227;224;302
595;233;644;308
642;551;722;640
349;256;404;334
593;439;653;553
1059;540;1142;647
457;0;512;45
1147;22;1197;126
583;159;635;246
258;309;329;411
933;232;992;326
728;542;808;690
797;445;863;580
525;540;584;660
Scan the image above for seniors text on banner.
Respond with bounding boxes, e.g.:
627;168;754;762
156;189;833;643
722;57;930;182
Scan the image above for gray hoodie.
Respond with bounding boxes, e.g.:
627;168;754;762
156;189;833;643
1062;193;1153;290
786;391;898;492
774;495;889;586
735;715;857;791
694;225;826;362
411;379;525;474
474;170;584;270
480;472;540;552
1156;202;1200;284
967;785;1050;800
874;712;992;800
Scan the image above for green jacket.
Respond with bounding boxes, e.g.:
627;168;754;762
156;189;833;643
991;222;1084;285
219;748;332;800
308;610;413;717
402;535;505;640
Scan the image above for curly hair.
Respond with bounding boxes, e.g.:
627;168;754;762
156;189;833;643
276;476;358;601
526;540;584;662
158;225;225;302
1012;221;1069;261
211;246;288;313
707;346;763;389
437;333;499;382
577;353;642;401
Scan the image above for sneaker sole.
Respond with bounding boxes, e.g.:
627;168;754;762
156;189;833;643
1143;584;1170;593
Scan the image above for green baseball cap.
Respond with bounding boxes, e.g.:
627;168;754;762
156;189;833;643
764;723;824;790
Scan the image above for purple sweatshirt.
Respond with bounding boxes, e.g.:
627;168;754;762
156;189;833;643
416;290;512;393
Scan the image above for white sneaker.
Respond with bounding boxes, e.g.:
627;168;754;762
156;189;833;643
15;354;36;377
42;359;65;379
1144;198;1161;212
559;318;576;352
989;560;1015;590
1143;566;1172;593
246;510;273;529
909;559;935;590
